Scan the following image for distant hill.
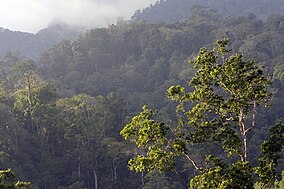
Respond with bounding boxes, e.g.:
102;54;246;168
0;22;83;59
132;0;284;23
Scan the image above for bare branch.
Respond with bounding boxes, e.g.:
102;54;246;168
183;152;203;171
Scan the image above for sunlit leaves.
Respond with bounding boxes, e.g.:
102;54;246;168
121;106;175;172
190;160;253;189
121;39;273;188
0;169;31;189
256;122;284;187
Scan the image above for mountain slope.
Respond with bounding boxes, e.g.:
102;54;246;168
132;0;284;24
0;22;83;59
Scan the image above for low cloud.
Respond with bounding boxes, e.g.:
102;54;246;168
0;0;157;33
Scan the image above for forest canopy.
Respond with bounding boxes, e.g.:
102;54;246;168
121;39;283;189
0;5;283;189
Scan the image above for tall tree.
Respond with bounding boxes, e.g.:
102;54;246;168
12;60;39;133
57;94;116;189
121;39;275;188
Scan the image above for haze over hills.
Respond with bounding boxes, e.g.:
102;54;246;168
0;0;157;33
0;22;83;60
0;0;156;60
2;0;284;61
132;0;284;23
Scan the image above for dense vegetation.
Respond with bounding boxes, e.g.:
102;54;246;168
0;6;283;189
132;0;284;24
121;39;283;188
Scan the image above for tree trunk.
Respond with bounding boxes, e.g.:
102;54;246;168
26;75;35;132
113;160;122;180
141;171;144;186
239;108;248;162
78;157;81;178
93;169;98;189
14;132;18;147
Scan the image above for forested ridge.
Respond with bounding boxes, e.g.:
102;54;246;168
0;22;82;60
132;0;284;24
0;6;283;189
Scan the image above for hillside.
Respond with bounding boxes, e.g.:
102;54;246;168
0;5;283;189
0;22;83;59
132;0;284;24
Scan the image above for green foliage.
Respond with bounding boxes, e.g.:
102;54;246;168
143;170;182;189
255;171;284;189
121;105;175;172
132;0;284;24
122;39;275;189
0;8;284;189
168;38;270;160
273;171;284;188
190;160;253;189
256;122;284;187
0;169;31;189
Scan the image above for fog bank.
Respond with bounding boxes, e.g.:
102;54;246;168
0;0;157;33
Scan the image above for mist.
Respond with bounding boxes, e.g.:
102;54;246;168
0;0;157;33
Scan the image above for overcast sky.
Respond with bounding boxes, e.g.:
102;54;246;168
0;0;157;33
